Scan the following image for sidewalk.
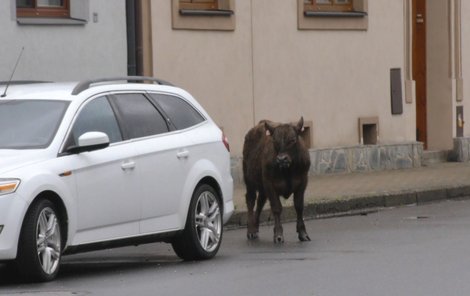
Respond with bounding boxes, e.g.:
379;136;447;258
226;162;470;228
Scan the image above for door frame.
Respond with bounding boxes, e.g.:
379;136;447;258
412;0;427;149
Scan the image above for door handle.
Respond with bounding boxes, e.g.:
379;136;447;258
121;160;136;171
176;150;189;159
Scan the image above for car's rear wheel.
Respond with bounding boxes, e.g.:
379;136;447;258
15;199;62;282
172;184;223;260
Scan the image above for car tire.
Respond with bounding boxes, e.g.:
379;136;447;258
15;199;62;282
172;184;223;261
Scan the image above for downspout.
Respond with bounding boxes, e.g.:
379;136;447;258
126;0;137;76
135;0;144;76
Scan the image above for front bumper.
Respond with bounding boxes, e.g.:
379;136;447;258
0;193;27;260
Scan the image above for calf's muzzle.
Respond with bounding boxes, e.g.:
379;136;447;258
276;154;291;168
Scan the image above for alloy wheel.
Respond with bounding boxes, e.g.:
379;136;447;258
194;191;221;253
36;207;61;275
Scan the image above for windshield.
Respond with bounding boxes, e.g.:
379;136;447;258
0;100;69;149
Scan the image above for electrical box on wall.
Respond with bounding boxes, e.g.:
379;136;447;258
390;68;403;115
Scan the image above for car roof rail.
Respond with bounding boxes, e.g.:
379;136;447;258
72;76;174;95
0;80;51;85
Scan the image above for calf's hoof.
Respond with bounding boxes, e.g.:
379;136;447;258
273;234;284;244
298;231;311;242
247;232;259;240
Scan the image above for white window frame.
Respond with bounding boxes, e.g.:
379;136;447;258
15;0;89;25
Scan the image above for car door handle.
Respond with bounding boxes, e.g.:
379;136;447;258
121;160;136;171
176;150;189;159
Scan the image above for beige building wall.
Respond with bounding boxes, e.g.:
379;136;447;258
461;1;470;136
150;0;415;156
426;0;454;150
151;1;254;155
252;0;412;150
425;0;468;150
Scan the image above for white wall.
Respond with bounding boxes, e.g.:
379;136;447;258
0;0;127;82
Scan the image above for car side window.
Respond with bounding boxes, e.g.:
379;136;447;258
70;96;123;145
150;93;205;130
112;93;169;139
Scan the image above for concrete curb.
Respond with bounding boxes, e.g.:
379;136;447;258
225;184;470;230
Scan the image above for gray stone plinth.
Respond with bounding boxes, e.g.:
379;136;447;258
231;142;424;185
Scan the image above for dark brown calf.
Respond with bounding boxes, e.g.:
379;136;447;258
242;117;311;243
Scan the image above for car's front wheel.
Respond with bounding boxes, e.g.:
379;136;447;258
172;184;223;260
15;199;62;282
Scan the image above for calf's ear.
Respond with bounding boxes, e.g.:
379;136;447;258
295;116;305;134
265;121;275;136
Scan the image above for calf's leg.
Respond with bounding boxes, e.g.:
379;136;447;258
294;188;310;242
245;186;258;240
254;189;267;234
267;191;284;243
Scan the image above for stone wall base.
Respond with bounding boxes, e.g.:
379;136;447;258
231;142;424;185
309;142;423;175
450;137;470;162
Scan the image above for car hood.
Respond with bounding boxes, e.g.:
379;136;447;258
0;150;50;176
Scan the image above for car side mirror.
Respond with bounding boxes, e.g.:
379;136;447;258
67;131;110;154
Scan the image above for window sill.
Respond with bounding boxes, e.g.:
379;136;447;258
179;9;234;17
304;11;367;18
172;0;235;31
17;17;87;25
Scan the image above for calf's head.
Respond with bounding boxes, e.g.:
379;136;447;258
265;117;305;169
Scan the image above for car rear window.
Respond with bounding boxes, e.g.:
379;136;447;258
150;93;205;130
112;93;169;139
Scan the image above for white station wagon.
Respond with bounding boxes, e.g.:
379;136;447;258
0;77;234;282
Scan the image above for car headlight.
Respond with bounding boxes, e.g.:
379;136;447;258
0;179;20;196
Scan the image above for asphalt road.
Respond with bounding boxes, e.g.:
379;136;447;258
1;199;470;295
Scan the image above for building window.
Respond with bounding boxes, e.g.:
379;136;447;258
172;0;235;31
179;0;232;16
179;0;232;13
17;0;70;18
304;0;354;12
180;0;219;11
298;0;368;30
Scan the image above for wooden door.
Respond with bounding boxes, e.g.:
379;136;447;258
413;0;427;148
